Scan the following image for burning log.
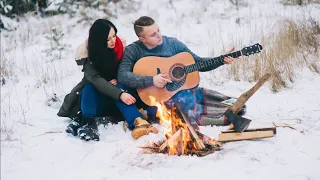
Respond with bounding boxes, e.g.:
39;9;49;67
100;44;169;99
175;103;206;150
153;103;222;156
178;128;184;155
197;131;222;147
159;128;184;155
170;105;180;135
144;102;222;157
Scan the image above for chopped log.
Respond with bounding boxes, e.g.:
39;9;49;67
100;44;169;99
221;127;277;134
159;128;182;153
228;73;271;129
218;130;274;142
175;103;206;150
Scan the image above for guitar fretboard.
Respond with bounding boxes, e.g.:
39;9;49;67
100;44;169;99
184;51;242;73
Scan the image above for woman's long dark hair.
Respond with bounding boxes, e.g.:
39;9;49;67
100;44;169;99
88;19;118;81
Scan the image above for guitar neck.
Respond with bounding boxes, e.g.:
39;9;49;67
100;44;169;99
184;50;242;73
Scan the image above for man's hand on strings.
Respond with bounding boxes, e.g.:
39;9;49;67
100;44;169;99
153;73;172;88
223;47;240;64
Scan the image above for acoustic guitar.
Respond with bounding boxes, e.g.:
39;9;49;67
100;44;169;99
133;43;263;106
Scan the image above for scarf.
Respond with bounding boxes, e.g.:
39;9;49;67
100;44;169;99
114;35;124;63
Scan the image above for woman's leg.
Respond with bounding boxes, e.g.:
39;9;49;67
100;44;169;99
77;83;104;141
114;84;144;130
81;83;104;118
66;83;103;137
115;84;159;139
117;84;158;123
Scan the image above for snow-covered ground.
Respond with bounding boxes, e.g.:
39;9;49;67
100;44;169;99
1;0;320;179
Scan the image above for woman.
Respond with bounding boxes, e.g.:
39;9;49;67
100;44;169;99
57;19;158;141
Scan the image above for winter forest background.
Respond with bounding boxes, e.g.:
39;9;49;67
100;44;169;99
1;0;320;180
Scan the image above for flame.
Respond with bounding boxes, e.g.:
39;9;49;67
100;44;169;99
149;96;198;155
149;96;218;155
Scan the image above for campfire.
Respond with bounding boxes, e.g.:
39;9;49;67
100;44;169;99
142;102;222;157
141;74;276;156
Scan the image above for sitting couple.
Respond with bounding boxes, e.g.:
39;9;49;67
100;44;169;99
57;16;246;141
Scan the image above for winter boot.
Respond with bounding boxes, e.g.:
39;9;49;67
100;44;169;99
138;108;148;119
77;118;100;141
138;106;159;124
131;117;159;139
65;116;84;136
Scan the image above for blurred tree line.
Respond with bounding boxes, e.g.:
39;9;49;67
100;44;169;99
0;0;121;17
0;0;48;17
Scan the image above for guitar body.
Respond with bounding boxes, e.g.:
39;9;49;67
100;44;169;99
133;43;263;106
133;52;200;106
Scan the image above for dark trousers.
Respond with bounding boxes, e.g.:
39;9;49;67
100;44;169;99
80;83;143;130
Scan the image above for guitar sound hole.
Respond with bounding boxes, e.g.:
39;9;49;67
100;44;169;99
172;67;185;80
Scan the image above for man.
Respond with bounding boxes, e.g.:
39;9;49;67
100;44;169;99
118;16;246;139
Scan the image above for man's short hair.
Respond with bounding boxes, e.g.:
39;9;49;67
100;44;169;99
133;16;155;37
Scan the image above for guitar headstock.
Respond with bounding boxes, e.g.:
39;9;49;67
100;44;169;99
241;43;263;56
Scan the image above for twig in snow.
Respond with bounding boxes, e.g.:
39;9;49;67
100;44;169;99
273;122;304;134
32;130;63;137
78;149;94;164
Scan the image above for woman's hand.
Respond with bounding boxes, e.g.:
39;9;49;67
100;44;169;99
109;79;117;85
120;92;136;105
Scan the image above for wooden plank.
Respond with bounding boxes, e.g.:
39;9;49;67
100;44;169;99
218;130;274;142
221;127;277;134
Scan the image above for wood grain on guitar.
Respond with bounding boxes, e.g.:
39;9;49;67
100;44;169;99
133;44;263;106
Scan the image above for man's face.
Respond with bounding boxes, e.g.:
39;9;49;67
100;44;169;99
139;23;162;48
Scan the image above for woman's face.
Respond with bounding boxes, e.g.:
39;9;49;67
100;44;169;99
107;27;116;49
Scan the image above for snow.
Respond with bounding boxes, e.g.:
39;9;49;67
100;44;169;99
0;14;17;31
1;0;320;179
45;0;64;12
